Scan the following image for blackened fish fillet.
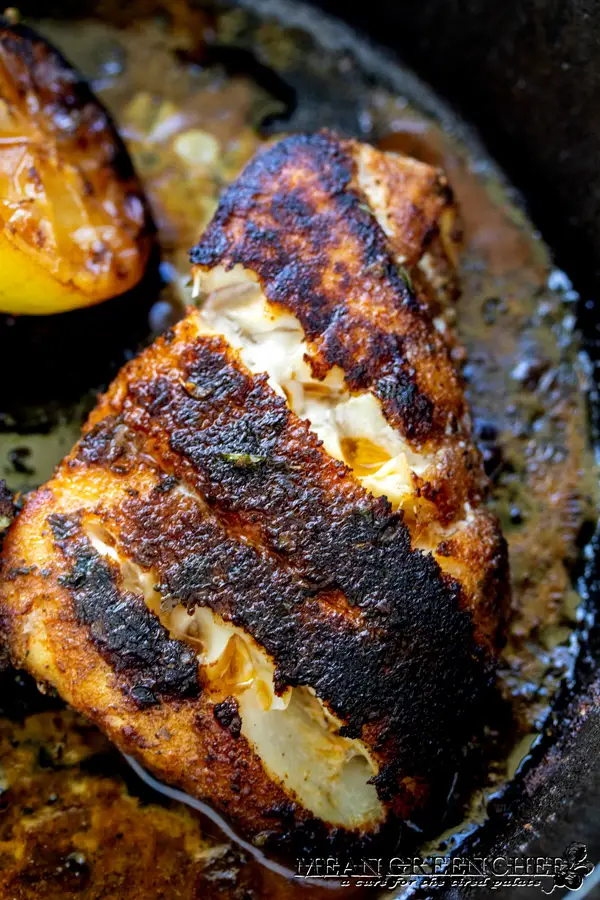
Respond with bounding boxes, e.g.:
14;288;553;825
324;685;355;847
0;133;508;854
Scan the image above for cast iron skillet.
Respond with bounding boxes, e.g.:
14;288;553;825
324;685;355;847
320;3;600;893
318;1;600;893
4;1;600;897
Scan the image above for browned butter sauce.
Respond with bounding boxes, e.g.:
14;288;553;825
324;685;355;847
0;4;597;897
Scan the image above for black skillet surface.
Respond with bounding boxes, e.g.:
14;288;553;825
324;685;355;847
308;1;600;895
306;0;600;892
2;1;599;897
305;2;600;893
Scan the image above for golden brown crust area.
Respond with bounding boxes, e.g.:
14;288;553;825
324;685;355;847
355;141;461;308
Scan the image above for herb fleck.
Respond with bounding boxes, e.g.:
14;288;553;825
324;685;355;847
398;266;413;290
220;451;266;468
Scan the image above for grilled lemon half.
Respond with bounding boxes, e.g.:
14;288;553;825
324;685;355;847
0;20;153;315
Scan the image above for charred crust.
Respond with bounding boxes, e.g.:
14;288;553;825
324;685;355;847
370;764;408;802
6;564;37;578
48;512;80;543
102;337;492;795
190;132;459;446
263;800;299;822
50;514;199;704
153;474;178;494
76;418;146;475
0;19;154;239
128;684;158;708
376;367;434;441
213;698;242;738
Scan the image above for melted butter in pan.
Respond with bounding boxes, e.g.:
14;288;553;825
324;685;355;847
0;681;336;898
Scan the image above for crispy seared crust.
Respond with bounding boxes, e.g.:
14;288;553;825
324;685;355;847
0;475;318;848
0;134;508;853
0;317;500;849
191;133;476;523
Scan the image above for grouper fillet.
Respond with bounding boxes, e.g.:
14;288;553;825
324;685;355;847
0;132;508;854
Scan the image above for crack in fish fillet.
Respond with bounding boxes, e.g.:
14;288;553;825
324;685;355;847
85;510;382;829
192;267;470;575
194;267;430;509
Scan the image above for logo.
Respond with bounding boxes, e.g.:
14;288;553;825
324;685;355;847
295;844;596;892
543;843;595;894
